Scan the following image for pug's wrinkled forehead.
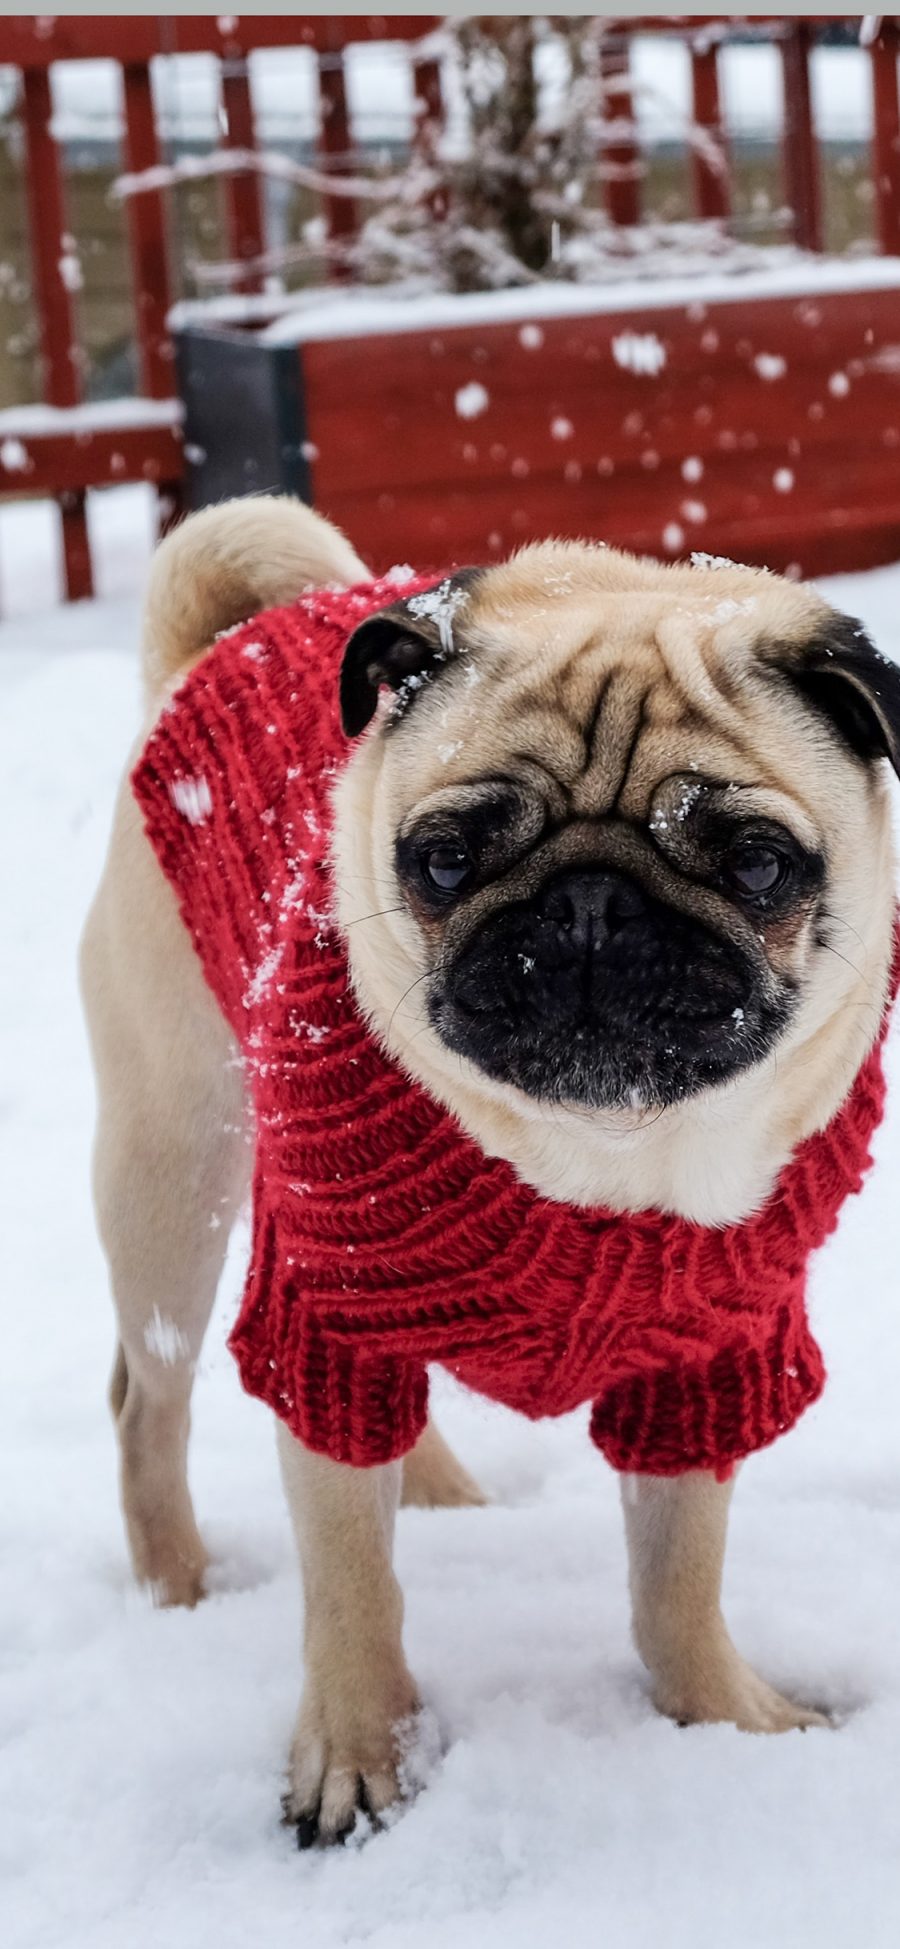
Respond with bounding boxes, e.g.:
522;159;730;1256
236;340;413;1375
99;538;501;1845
339;543;900;828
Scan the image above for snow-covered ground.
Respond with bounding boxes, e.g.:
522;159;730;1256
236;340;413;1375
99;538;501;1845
4;490;900;1949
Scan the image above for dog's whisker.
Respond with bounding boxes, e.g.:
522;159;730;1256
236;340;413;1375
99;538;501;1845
344;907;406;930
818;940;869;987
387;971;432;1039
822;910;867;955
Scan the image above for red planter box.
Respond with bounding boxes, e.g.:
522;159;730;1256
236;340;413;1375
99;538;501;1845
177;267;900;579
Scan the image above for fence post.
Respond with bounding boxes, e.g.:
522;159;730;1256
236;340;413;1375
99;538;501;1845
20;66;92;601
121;63;174;396
317;50;356;279
690;40;730;222
871;19;900;256
599;33;641;228
121;60;182;535
781;20;823;252
219;55;265;294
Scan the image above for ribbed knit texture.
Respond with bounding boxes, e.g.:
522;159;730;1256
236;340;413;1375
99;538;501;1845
132;575;895;1476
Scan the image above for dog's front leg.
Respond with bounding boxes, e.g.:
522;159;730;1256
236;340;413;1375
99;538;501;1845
621;1470;828;1732
277;1425;421;1845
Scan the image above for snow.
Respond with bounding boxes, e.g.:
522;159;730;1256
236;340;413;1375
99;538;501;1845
4;496;900;1947
454;382;490;421
144;1306;191;1368
612;330;667;377
114;143;386;214
245;943;286;1008
0;484;156;619
0;398;181;437
0;436;29;473
407;578;467;655
240;255;900;348
170;775;213;825
692;550;743;572
58;249;84;295
754;352;788;382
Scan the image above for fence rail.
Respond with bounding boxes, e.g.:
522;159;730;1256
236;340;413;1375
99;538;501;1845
0;14;899;602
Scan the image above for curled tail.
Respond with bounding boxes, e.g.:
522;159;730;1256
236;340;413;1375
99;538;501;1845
142;495;369;699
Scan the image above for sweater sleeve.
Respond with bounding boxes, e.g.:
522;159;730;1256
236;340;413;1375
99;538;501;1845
229;1300;430;1468
591;1009;894;1481
588;1295;825;1479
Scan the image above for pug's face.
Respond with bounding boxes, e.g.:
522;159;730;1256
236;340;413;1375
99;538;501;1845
333;544;899;1126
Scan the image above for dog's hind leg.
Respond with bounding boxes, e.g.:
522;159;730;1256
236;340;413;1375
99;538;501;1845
400;1416;486;1508
81;779;248;1606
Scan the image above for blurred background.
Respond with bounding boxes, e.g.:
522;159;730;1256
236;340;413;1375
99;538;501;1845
4;14;900;607
0;16;890;409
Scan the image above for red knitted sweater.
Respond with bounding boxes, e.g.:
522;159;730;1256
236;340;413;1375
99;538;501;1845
132;574;893;1477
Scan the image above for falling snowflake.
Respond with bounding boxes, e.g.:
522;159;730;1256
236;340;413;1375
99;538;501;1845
455;382;490;420
144;1306;190;1366
0;437;29;473
58;251;83;293
612;331;667;377
754;353;787;381
170;776;212;824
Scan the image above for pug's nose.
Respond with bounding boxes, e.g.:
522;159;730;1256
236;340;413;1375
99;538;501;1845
540;870;648;954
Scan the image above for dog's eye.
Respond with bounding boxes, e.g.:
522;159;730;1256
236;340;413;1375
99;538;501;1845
722;842;787;900
422;843;473;895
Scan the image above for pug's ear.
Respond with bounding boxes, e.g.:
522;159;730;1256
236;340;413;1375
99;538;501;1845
339;569;482;737
775;613;900;774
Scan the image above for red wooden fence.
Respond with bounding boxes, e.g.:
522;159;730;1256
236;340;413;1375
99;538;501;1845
0;14;899;602
0;14;439;599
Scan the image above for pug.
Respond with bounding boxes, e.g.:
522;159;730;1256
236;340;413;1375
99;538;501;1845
81;495;900;1847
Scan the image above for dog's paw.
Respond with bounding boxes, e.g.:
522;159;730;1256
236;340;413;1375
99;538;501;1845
139;1547;209;1611
655;1653;830;1734
400;1419;487;1509
282;1666;427;1848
